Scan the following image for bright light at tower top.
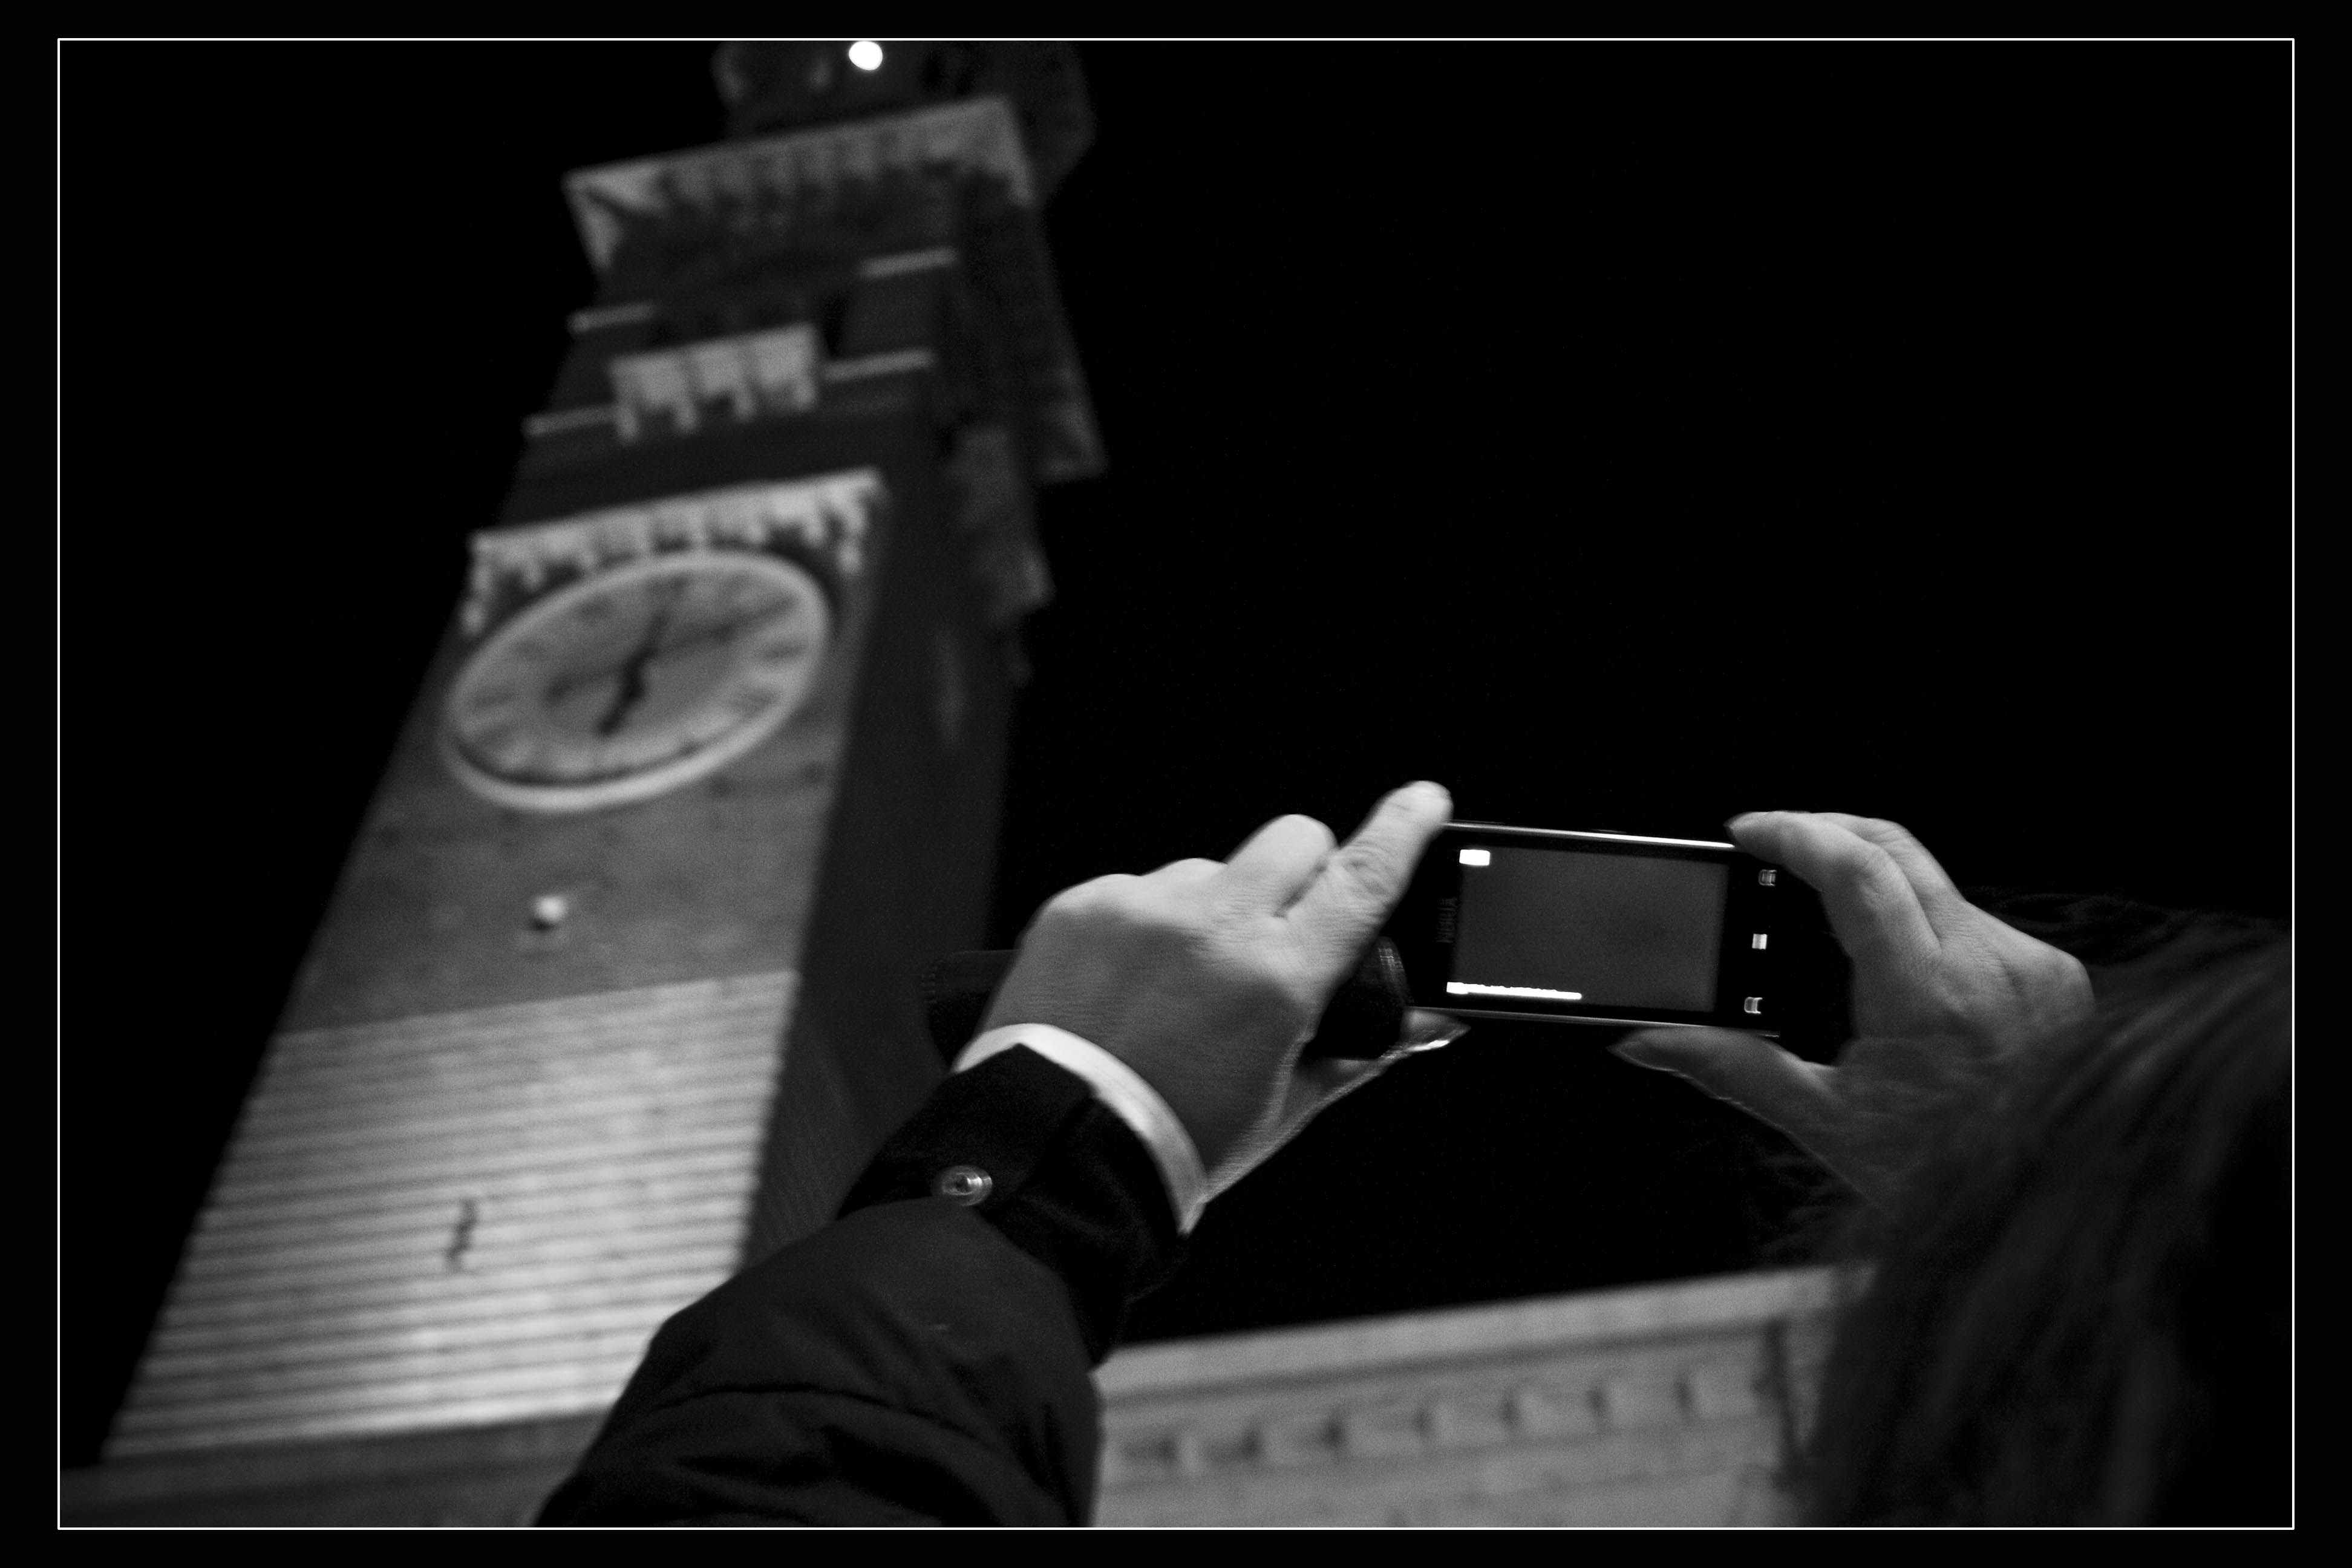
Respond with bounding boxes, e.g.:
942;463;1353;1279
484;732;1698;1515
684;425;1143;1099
848;40;884;71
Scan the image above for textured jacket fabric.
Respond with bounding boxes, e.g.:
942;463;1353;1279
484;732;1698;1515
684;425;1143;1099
537;1045;1187;1526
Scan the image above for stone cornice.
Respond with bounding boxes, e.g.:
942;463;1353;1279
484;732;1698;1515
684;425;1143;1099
1100;1267;1843;1402
462;470;884;639
565;97;1035;275
1094;1267;1845;1526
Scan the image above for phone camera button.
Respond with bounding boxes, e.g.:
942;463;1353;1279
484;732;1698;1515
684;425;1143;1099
1757;869;1777;886
1742;997;1764;1015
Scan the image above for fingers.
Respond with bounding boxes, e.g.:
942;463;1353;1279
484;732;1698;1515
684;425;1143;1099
1808;813;1972;933
1284;782;1452;973
1220;814;1338;911
1729;811;1939;972
1611;1027;1848;1162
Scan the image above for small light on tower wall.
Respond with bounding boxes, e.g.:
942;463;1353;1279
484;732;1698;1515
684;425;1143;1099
530;894;570;931
848;41;884;72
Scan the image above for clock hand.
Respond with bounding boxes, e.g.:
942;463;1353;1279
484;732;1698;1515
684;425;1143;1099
540;594;794;730
593;596;681;737
544;582;700;707
593;658;650;738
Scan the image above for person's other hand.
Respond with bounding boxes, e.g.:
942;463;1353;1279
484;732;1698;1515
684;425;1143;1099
984;781;1452;1197
1612;811;2094;1203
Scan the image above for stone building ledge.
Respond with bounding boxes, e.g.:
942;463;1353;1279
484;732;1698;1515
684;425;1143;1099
1094;1266;1844;1527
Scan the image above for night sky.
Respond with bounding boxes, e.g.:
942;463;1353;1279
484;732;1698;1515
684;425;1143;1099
60;41;2292;1466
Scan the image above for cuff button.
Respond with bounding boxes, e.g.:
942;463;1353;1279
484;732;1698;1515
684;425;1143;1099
933;1165;993;1206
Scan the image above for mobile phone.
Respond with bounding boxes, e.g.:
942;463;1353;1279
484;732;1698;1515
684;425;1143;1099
1385;822;1847;1039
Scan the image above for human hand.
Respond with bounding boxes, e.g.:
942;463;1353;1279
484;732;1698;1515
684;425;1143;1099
984;781;1452;1197
1612;811;2094;1204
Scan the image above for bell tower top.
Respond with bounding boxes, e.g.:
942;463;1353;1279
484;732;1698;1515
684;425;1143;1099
710;41;1094;200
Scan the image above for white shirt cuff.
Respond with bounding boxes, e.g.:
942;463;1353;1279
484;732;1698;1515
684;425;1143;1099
952;1024;1209;1234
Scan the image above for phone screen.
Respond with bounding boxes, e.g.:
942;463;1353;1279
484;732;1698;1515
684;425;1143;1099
1448;846;1730;1013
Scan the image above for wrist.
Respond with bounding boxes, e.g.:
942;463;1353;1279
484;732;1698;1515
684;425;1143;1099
839;1046;1187;1363
955;1025;1210;1233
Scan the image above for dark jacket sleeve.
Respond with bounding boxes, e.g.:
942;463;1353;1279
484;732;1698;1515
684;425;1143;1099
535;1045;1187;1526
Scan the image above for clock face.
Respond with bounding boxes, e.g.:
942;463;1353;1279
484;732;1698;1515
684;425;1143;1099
439;551;832;812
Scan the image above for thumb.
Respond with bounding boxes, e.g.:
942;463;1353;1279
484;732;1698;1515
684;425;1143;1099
1204;1055;1389;1202
1612;1028;1846;1152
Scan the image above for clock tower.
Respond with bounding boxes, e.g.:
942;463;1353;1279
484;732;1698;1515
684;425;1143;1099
71;44;1100;1525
